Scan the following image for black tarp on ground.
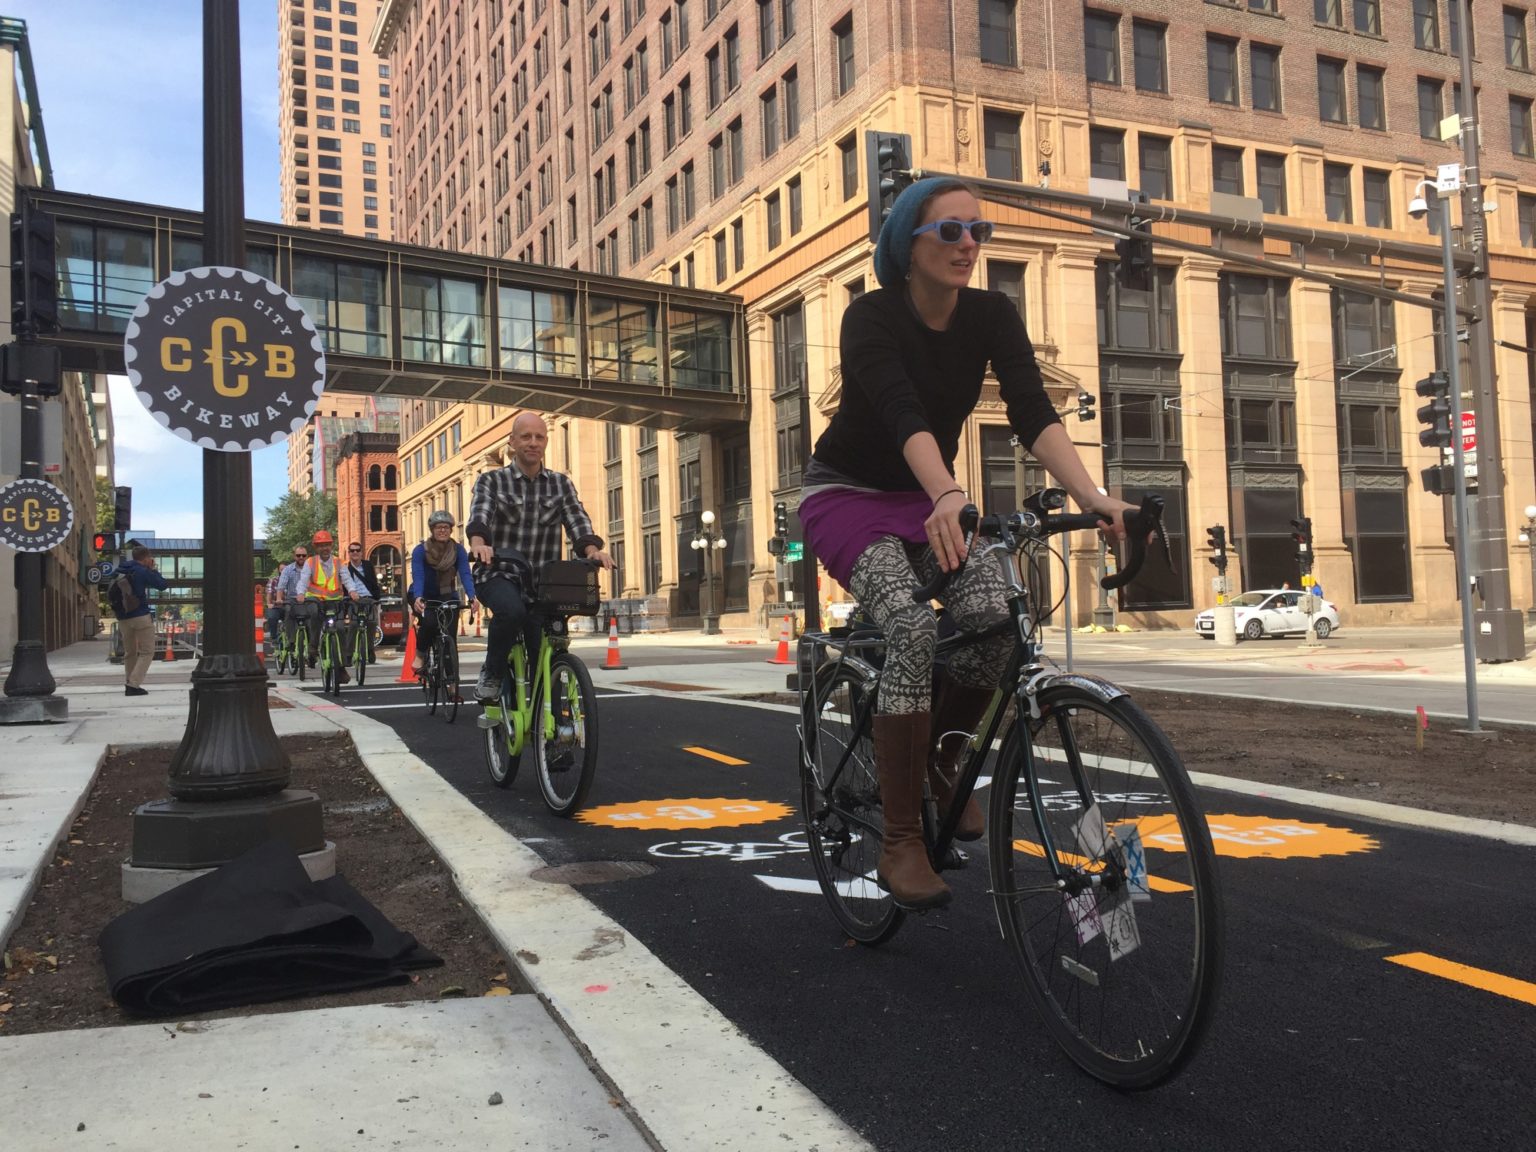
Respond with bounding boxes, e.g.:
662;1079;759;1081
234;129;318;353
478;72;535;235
100;839;442;1016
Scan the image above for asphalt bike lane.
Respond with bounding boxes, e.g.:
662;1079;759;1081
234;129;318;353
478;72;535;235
309;678;1536;1151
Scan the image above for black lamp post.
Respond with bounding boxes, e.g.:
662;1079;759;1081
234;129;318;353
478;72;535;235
691;510;726;635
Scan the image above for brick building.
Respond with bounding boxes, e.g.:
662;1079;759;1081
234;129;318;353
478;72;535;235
333;431;406;596
369;0;1536;630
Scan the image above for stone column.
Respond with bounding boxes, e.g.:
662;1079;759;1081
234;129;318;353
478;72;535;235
1051;244;1103;627
1291;279;1346;604
1175;257;1233;604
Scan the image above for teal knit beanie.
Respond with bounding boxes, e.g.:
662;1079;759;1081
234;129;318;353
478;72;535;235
873;177;964;290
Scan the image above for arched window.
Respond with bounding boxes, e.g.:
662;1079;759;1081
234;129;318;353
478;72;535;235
368;464;382;489
384;464;398;490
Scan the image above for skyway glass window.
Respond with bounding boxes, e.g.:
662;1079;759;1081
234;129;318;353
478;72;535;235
401;273;486;366
294;256;389;356
500;287;577;376
57;222;155;333
589;295;661;383
668;305;735;392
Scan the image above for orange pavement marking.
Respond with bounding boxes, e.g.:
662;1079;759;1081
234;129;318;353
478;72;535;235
684;746;749;766
1385;952;1536;1007
1011;838;1193;893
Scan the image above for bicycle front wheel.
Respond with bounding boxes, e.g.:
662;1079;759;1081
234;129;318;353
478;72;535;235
353;626;367;687
439;636;459;724
799;662;903;946
483;677;520;788
296;630;308;682
534;651;598;816
987;686;1223;1089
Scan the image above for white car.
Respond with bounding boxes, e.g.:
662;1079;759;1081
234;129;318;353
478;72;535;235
1194;589;1341;641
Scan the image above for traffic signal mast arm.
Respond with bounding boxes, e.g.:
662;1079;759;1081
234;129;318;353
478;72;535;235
902;170;1476;321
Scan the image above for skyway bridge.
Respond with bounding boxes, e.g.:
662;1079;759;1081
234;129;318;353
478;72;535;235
24;187;749;432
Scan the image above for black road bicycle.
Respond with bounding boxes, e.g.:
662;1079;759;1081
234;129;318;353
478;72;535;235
419;600;464;723
796;491;1223;1089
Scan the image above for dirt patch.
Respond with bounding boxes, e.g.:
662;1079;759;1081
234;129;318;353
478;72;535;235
0;734;522;1037
740;687;1536;828
1133;689;1536;828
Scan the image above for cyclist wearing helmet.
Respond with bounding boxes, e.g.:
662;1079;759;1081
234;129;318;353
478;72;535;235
409;509;479;675
295;529;364;679
466;411;614;701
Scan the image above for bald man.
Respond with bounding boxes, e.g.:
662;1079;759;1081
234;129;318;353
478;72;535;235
467;412;615;701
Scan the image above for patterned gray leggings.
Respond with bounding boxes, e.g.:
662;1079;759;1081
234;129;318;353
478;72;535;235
847;534;1012;715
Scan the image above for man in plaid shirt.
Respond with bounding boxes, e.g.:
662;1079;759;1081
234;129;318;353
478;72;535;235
467;411;615;700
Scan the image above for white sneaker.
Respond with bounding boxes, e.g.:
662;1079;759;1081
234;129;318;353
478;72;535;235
475;669;502;701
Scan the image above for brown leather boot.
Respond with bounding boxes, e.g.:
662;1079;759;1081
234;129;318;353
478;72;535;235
929;676;994;841
873;711;952;910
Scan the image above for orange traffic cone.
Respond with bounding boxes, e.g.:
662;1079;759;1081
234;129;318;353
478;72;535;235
163;626;175;662
254;618;265;663
474;612;482;638
767;614;794;665
603;616;628;670
459;610;467;636
396;625;420;684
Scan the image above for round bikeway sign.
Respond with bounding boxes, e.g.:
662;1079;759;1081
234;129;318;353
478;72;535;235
122;266;326;452
0;477;75;553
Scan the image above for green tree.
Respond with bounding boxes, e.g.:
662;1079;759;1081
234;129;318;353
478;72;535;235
262;489;338;560
94;475;114;535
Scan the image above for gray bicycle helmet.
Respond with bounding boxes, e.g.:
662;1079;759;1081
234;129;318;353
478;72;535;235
427;509;456;527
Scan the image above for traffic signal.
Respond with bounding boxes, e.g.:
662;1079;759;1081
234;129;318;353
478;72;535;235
864;130;913;243
9;198;58;334
1421;464;1456;496
92;531;121;554
768;500;788;556
1075;390;1097;422
1415;370;1453;449
113;486;132;532
1205;524;1227;574
1290;517;1313;573
1114;190;1153;292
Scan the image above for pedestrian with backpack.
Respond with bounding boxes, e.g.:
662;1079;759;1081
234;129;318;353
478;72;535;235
111;543;168;696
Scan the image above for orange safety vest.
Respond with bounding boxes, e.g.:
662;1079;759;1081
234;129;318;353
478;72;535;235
305;556;342;598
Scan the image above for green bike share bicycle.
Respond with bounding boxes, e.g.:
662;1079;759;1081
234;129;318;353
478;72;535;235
477;551;602;817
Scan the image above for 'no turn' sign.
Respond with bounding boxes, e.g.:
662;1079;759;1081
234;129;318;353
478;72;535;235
123;266;326;452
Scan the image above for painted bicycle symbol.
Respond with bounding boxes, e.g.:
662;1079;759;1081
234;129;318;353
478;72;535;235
648;830;845;863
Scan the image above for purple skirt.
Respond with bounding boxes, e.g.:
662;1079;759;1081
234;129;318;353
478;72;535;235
799;488;930;587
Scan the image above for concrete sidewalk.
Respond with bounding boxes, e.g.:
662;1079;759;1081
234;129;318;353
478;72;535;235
0;638;871;1152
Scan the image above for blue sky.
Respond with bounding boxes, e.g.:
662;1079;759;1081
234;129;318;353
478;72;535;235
19;1;293;537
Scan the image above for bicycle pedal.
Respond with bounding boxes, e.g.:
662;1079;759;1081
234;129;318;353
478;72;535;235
476;712;500;729
936;845;969;871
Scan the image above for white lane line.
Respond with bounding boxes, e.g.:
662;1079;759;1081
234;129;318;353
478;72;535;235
347;702;436;711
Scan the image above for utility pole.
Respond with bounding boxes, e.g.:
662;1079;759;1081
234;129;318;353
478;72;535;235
1455;0;1526;661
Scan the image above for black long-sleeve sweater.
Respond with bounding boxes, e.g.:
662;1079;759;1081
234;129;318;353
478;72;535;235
811;287;1061;491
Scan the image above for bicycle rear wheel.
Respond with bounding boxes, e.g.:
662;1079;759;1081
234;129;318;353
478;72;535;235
534;651;599;816
439;635;459;723
987;686;1223;1089
799;661;903;946
483;676;520;788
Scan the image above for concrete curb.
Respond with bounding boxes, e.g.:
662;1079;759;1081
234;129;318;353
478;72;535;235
275;683;874;1152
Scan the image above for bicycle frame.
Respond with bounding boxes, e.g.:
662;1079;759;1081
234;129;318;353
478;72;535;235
485;627;566;754
800;523;1127;875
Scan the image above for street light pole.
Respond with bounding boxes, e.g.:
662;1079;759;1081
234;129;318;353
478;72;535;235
1454;0;1526;661
692;510;724;635
1424;181;1481;732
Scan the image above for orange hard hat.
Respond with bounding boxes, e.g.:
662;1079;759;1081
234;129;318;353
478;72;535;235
311;530;334;545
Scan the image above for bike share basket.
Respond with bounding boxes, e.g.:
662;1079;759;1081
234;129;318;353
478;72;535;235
537;559;601;616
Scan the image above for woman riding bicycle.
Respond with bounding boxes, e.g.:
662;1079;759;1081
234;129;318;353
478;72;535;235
409;509;479;675
798;177;1136;912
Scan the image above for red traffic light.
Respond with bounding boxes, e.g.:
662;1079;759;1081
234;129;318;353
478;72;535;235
93;532;108;551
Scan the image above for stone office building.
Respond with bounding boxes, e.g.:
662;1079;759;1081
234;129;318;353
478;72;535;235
366;0;1536;629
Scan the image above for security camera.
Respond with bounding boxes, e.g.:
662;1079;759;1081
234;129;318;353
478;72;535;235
1408;194;1430;220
